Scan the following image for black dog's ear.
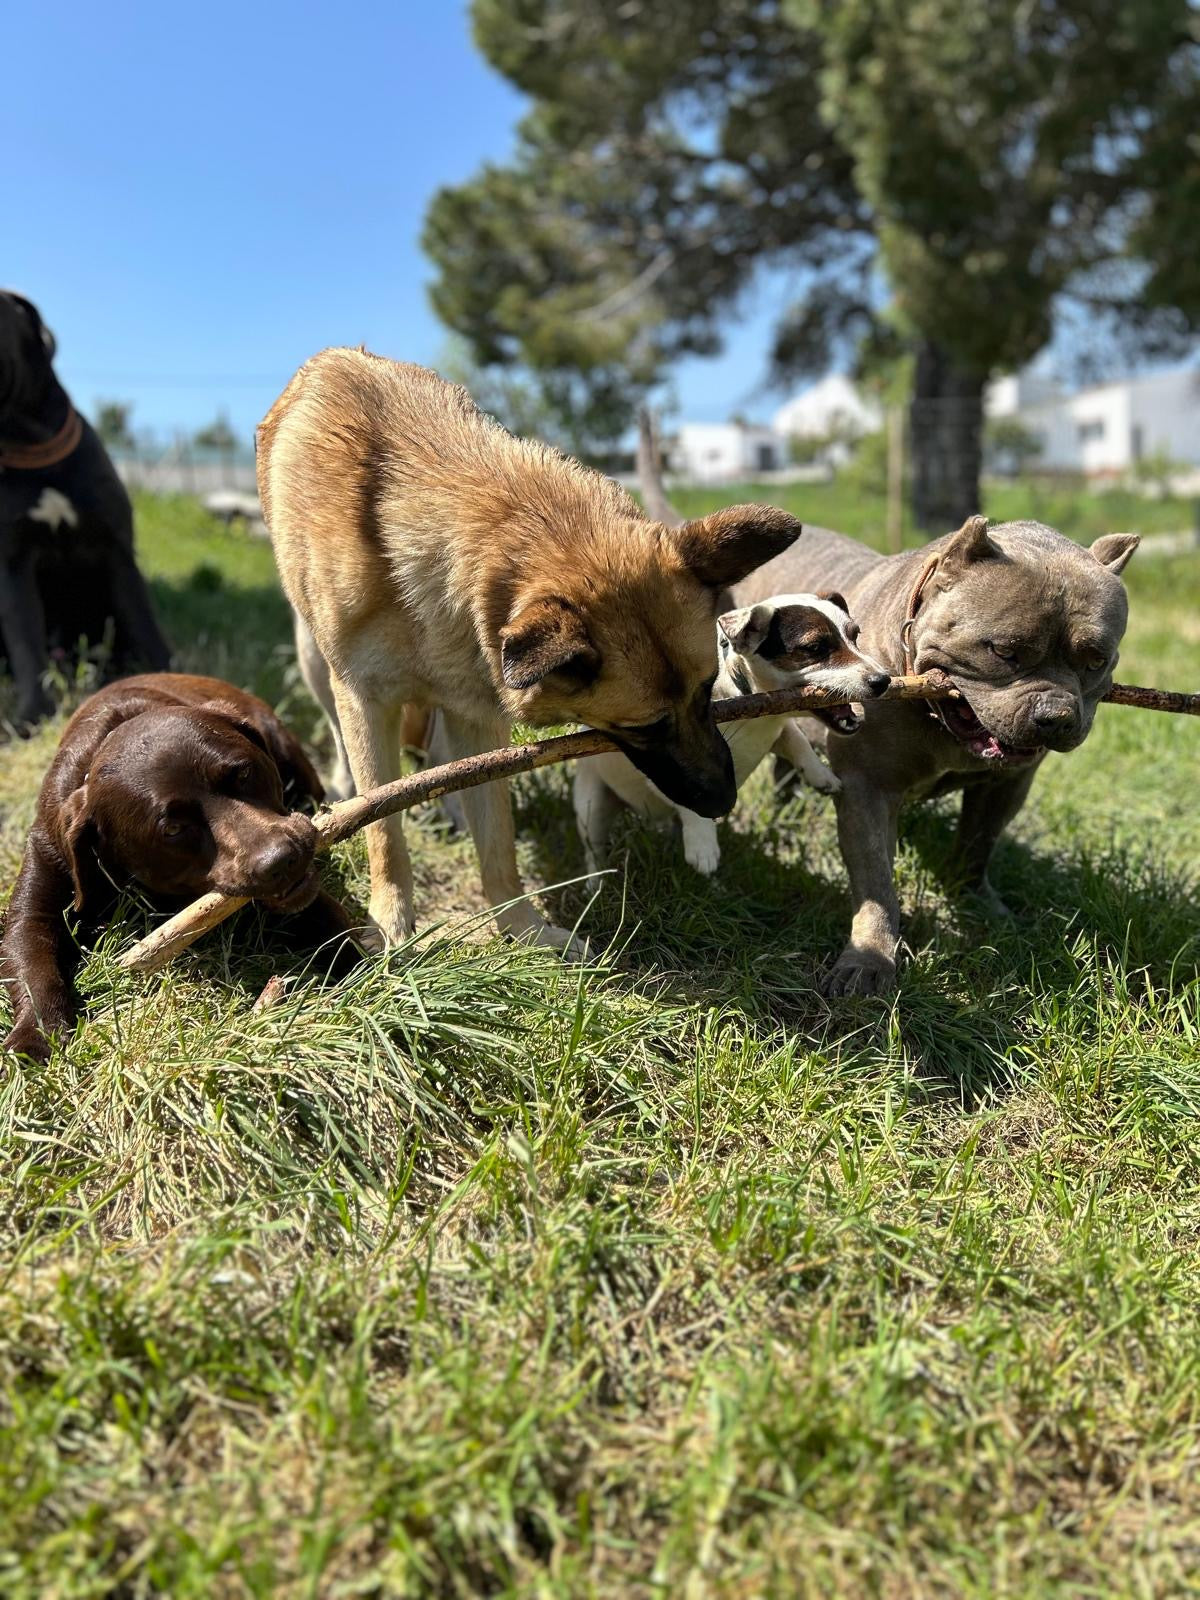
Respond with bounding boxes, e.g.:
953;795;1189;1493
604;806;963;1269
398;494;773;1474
500;598;600;690
4;291;56;359
1090;533;1139;575
673;505;802;589
201;700;325;806
818;589;850;615
58;786;99;912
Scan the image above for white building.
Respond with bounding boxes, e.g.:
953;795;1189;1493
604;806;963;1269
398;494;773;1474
670;421;784;483
772;373;882;444
986;363;1200;476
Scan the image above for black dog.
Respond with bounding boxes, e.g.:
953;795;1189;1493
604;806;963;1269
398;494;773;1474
0;290;170;729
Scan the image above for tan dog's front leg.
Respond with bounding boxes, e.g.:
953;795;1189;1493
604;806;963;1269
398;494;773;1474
441;709;582;953
330;676;414;949
823;775;903;997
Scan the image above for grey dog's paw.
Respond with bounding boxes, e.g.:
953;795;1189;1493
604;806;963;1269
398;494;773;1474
822;946;897;998
960;877;1013;922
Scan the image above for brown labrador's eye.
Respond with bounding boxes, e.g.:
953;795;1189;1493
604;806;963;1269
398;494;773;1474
159;818;185;840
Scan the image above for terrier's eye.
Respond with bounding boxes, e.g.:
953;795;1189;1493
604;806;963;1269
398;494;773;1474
987;642;1018;665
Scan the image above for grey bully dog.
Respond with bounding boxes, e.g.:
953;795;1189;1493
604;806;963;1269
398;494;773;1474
637;414;1138;995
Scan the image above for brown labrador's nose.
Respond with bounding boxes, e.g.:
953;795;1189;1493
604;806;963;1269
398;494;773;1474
253;833;308;891
865;672;890;697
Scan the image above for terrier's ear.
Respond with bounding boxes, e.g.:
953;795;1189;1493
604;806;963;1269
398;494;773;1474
940;514;997;574
718;604;772;655
59;786;98;912
818;589;850;615
1090;533;1140;575
500;597;600;691
673;505;801;589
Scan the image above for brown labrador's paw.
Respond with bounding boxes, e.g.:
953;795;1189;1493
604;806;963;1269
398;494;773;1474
4;1012;56;1063
822;947;897;998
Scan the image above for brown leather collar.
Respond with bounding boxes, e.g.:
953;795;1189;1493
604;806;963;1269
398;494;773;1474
0;405;83;471
899;553;942;675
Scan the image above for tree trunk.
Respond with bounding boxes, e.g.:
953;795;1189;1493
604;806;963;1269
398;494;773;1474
909;341;986;534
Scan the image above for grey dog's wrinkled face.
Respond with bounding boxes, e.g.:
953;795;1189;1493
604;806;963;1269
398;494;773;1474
913;518;1138;764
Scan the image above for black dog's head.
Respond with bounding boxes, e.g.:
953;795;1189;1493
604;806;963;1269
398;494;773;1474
0;290;57;424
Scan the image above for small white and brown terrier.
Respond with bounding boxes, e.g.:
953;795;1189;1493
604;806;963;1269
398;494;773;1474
574;592;889;876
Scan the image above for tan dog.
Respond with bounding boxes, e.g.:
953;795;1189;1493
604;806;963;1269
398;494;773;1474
257;348;800;950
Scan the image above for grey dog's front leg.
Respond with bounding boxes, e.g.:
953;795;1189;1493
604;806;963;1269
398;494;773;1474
823;774;903;996
949;766;1039;914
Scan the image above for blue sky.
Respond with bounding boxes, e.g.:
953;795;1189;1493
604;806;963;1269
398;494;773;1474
5;1;789;444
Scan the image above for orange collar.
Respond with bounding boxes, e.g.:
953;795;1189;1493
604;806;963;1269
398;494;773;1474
0;406;83;471
899;553;941;675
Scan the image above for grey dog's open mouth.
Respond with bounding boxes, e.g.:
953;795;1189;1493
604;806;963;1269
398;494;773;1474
937;693;1043;763
813;702;865;736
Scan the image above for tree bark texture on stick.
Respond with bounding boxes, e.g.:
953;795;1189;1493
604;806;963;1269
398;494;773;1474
116;674;1199;976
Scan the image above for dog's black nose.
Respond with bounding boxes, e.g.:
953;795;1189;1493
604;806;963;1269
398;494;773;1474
865;673;890;698
254;834;307;889
1032;699;1078;734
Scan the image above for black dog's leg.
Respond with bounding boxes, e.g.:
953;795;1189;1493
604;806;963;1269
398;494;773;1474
949;766;1041;914
107;543;171;672
1;839;80;1061
0;554;53;728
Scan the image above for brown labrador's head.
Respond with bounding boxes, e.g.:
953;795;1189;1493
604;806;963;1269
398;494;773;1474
59;706;321;912
497;505;802;817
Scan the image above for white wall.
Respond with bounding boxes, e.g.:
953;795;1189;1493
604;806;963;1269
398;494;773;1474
673;423;782;483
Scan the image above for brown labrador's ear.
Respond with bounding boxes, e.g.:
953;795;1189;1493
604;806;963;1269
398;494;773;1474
672;505;802;589
201;700;325;805
58;786;98;912
1090;533;1139;574
818;589;850;615
500;598;600;691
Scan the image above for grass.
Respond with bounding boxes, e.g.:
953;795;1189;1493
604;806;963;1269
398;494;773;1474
1;486;1198;1597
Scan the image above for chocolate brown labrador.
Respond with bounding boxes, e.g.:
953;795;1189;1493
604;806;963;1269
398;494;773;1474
2;673;356;1060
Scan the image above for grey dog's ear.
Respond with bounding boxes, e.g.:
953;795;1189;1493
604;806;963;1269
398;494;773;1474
1090;532;1140;575
500;597;600;690
940;514;997;573
673;505;802;589
718;604;772;655
59;785;98;912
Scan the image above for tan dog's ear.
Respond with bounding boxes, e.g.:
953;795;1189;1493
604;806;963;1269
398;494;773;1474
940;514;996;570
718;604;772;655
1090;533;1140;574
500;598;600;690
673;505;802;589
59;786;98;912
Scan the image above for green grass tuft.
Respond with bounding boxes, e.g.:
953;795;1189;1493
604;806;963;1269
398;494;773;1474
1;489;1198;1596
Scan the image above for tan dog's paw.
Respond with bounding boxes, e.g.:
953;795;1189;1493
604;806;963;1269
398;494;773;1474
362;890;415;953
822;946;896;998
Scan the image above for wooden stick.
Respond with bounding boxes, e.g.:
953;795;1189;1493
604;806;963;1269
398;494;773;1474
117;671;1197;975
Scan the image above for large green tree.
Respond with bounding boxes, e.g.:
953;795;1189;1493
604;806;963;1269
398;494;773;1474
425;0;1198;529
